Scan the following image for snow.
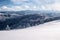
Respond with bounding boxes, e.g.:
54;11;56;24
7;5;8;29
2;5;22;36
0;20;60;40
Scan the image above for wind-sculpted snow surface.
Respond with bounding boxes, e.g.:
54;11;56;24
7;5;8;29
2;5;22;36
0;20;60;40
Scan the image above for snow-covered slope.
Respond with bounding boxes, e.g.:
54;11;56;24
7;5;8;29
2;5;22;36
0;20;60;40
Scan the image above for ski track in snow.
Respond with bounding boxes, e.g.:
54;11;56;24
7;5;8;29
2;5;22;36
0;20;60;40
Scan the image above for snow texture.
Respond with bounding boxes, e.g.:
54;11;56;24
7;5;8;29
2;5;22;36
0;20;60;40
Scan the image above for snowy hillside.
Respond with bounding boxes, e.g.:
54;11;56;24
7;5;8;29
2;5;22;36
0;13;60;30
0;20;60;40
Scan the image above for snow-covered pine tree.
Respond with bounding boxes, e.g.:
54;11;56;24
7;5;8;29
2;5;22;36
6;25;10;30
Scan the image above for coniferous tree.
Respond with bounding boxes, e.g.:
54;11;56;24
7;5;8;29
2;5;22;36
6;25;10;30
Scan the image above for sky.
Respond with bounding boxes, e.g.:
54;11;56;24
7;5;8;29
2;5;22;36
0;0;60;11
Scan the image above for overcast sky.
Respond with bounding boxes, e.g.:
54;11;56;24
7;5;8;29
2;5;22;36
0;0;60;11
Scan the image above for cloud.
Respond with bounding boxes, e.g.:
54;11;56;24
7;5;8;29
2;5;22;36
0;6;11;11
0;5;40;11
0;0;60;11
11;0;29;4
43;2;60;10
11;0;55;4
0;6;21;11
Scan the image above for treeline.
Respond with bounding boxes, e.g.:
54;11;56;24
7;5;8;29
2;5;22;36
0;14;60;30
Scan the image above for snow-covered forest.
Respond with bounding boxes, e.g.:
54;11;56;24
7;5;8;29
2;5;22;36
0;10;60;30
